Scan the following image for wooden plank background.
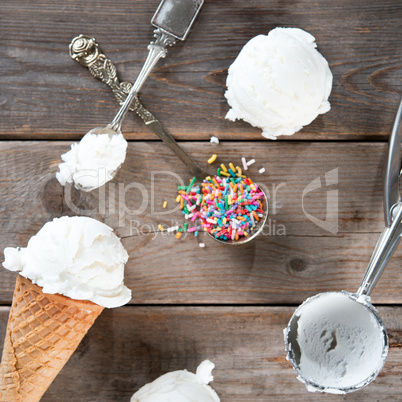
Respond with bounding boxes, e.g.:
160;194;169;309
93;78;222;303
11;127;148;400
0;0;401;140
1;306;401;401
1;0;402;400
1;142;402;306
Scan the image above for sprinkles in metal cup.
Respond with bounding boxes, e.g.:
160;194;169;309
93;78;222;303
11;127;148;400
177;161;268;244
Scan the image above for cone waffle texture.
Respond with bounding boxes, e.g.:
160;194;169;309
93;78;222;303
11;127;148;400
0;274;104;402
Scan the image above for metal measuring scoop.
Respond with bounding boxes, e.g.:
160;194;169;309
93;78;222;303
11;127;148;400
68;0;204;192
284;99;402;394
70;36;269;245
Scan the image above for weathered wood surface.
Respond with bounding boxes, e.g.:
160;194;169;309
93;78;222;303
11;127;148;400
1;141;402;305
1;0;402;399
2;231;402;306
0;141;389;238
0;306;401;401
0;0;401;141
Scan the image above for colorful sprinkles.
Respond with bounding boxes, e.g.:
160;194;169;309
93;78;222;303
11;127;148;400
208;154;217;164
198;175;265;241
241;157;248;171
175;164;266;242
165;155;267;244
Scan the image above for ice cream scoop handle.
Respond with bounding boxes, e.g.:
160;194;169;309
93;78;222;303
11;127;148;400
383;98;402;226
357;202;402;296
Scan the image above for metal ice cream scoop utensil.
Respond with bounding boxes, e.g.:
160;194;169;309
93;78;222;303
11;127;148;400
70;36;269;245
71;0;204;191
284;98;402;394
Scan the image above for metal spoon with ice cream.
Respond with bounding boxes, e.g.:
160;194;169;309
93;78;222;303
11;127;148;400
57;0;204;192
284;99;402;394
70;36;269;245
69;33;210;183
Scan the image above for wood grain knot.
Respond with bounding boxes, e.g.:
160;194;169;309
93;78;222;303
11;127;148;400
40;177;64;214
289;258;307;272
203;68;228;88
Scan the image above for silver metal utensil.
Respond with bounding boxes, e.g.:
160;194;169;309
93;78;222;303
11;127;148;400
152;0;204;40
70;33;269;246
284;98;402;394
108;0;203;134
70;0;204;191
69;34;210;181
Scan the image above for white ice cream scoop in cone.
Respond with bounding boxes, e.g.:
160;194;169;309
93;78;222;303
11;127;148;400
0;216;131;401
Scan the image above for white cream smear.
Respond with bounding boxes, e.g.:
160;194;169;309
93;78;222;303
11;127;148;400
131;360;220;402
294;292;385;392
225;27;333;139
56;130;127;191
3;216;131;308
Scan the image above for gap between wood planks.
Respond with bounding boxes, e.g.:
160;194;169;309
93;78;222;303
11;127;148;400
0;302;401;308
0;138;392;143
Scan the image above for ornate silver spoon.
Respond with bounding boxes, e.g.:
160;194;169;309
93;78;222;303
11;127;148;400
70;35;269;245
69;33;210;181
65;0;204;192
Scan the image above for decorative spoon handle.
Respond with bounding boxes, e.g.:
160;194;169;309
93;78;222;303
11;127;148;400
109;0;204;132
69;35;210;179
109;29;176;132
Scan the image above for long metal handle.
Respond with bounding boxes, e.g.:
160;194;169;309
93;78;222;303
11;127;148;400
109;29;176;132
69;34;210;180
146;120;207;179
357;203;402;296
132;98;208;178
383;98;402;226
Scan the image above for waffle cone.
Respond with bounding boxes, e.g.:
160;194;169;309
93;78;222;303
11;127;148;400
0;274;104;402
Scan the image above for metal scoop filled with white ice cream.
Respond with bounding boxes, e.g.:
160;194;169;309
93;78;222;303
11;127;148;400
284;99;402;394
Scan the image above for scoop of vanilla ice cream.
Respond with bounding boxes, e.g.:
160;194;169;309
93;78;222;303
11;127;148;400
56;128;127;191
225;27;333;139
131;360;220;402
294;292;386;392
3;216;131;308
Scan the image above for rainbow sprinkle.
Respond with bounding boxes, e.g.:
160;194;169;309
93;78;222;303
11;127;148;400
177;169;266;242
208;154;217;164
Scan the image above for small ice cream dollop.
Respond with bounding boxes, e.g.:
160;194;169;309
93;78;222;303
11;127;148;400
56;129;127;191
3;216;131;308
225;27;333;139
131;360;220;402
